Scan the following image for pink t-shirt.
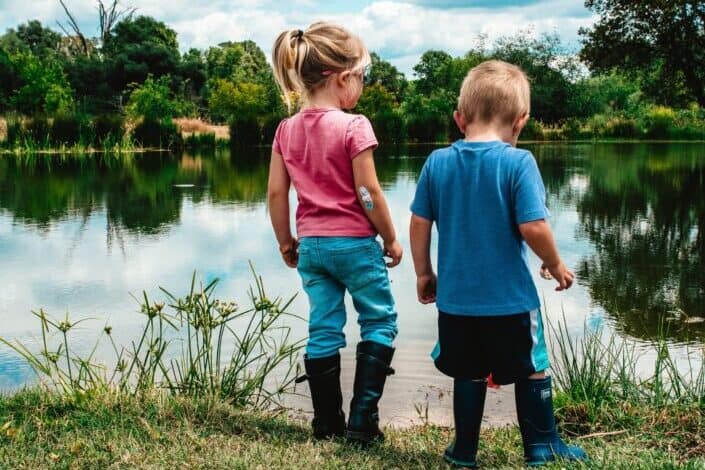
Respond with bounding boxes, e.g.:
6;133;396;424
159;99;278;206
273;108;378;237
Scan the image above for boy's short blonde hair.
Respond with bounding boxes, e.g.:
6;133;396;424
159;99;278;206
458;60;530;126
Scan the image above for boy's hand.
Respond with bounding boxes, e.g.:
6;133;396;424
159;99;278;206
383;239;403;268
279;239;299;268
417;272;437;304
541;261;574;291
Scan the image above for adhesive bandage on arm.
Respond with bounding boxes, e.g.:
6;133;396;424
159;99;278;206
359;186;374;211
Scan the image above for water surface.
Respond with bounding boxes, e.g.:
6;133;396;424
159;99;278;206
1;143;704;399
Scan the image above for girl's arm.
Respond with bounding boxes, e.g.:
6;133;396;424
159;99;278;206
352;149;402;267
267;150;297;268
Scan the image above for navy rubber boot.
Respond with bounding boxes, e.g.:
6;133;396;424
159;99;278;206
346;341;395;444
444;378;487;468
296;354;346;440
515;376;588;466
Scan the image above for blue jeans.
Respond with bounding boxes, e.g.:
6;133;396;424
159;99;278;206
297;236;398;359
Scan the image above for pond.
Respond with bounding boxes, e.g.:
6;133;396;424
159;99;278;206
1;142;704;400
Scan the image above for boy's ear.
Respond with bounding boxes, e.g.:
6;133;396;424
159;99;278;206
453;110;468;135
513;113;530;136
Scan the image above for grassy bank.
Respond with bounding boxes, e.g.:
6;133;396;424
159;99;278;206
1;274;704;468
0;388;702;468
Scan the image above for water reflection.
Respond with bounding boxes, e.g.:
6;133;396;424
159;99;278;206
1;143;704;391
567;144;705;342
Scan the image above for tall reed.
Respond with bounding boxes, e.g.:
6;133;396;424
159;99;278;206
0;267;303;409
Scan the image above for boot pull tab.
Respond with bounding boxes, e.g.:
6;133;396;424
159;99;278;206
295;374;309;384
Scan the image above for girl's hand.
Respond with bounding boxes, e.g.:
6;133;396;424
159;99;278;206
417;272;437;304
383;239;403;268
279;239;299;268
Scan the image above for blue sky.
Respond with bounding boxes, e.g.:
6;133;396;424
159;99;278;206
0;0;595;75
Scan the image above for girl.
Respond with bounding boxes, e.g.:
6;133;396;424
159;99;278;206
267;22;402;444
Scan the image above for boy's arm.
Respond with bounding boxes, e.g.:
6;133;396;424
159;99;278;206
410;214;437;304
352;149;402;267
267;150;297;268
518;219;574;291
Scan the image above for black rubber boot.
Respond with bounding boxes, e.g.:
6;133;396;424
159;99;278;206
515;376;587;466
346;341;395;444
296;354;346;440
444;378;487;468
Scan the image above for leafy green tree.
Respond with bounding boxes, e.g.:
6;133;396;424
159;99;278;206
491;32;577;123
366;53;407;102
580;0;705;107
10;53;74;115
0;20;61;59
413;50;453;95
103;16;181;94
208;79;269;122
0;48;20;112
126;75;181;122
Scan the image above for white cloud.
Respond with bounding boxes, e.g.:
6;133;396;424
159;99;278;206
0;0;595;75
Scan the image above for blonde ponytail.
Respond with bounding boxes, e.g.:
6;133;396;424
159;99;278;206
272;22;370;111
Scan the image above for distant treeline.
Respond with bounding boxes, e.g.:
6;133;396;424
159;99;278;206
1;1;704;149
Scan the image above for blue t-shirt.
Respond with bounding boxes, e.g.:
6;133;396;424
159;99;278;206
410;140;549;316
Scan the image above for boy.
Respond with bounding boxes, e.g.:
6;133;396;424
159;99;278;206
409;60;587;467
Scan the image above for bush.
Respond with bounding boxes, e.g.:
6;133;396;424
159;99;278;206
261;114;283;145
92;114;125;145
24;115;51;145
229;116;261;147
372;110;406;144
4;115;22;147
521;118;545;140
643;106;676;139
603;116;639;138
132;119;182;149
50;113;85;146
184;132;216;152
561;118;586;139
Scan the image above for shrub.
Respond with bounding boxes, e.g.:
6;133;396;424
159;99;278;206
372;110;406;144
132;119;182;149
229;116;261;147
50;113;85;146
603;116;639;139
521;118;545;141
184;132;216;151
4;115;22;147
91;114;125;146
561;118;586;140
261;114;283;145
643;106;676;139
24;115;51;145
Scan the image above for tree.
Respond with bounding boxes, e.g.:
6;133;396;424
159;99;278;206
580;0;705;107
10;53;74;115
0;21;61;59
413;50;453;95
366;53;407;102
492;32;577;123
103;16;181;94
126;75;181;122
207;79;269;122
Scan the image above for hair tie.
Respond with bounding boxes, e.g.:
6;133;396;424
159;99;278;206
294;29;304;39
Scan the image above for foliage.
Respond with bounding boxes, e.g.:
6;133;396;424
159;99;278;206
580;0;705;107
0;271;303;406
102;16;181;94
208;79;270;123
9;53;74;115
126;75;182;122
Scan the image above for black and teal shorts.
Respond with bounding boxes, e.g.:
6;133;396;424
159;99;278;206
431;309;550;385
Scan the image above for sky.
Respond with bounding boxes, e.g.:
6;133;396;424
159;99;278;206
0;0;596;75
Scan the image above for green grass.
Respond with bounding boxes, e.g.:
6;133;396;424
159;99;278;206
0;389;702;469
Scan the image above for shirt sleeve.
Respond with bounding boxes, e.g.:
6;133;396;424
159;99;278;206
272;119;286;155
410;161;434;221
513;153;550;224
345;115;378;159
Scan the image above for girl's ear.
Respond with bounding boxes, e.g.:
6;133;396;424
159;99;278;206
337;70;351;87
